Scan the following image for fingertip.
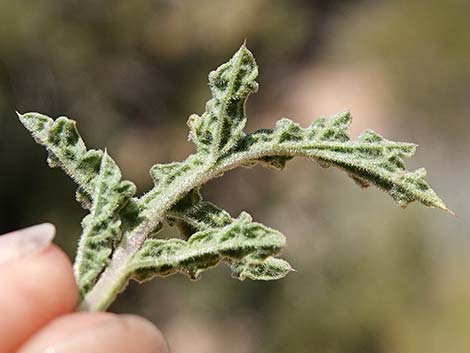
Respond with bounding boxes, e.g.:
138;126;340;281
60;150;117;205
19;313;170;353
40;244;79;309
14;243;79;312
17;312;114;352
0;243;78;352
120;315;170;353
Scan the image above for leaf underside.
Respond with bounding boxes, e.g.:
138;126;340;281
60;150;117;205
17;44;450;306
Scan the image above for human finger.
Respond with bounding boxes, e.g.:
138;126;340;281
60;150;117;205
0;224;78;353
18;313;169;353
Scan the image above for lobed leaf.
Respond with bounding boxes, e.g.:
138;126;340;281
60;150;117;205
225;112;450;212
18;112;137;296
75;152;136;296
166;191;293;280
128;212;291;282
18;113;104;207
187;44;258;157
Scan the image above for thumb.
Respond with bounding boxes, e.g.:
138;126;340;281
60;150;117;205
0;224;78;353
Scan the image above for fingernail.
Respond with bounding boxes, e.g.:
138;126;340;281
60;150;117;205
0;223;55;264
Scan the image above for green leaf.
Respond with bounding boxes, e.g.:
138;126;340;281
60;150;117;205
75;151;136;297
17;112;134;208
18;112;137;296
166;188;232;237
166;192;294;281
231;256;293;281
227;112;451;212
128;212;291;282
187;44;258;157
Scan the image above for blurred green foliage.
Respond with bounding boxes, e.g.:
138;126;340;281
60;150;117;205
1;0;468;352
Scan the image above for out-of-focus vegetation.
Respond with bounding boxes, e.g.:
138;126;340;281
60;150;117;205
1;1;468;352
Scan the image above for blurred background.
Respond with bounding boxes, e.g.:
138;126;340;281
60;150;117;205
1;0;469;352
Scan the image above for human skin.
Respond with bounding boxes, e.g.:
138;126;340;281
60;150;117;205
0;223;169;353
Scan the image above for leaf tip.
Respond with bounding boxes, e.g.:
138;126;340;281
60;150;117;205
436;201;456;216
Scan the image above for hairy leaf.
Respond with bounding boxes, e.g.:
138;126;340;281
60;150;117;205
167;188;232;237
18;113;103;206
187;44;258;157
18;112;136;297
231;256;294;281
129;212;291;282
75;152;136;296
224;112;450;212
157;190;291;281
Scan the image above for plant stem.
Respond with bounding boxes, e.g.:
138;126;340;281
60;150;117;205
78;164;209;311
77;145;328;311
77;150;267;311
